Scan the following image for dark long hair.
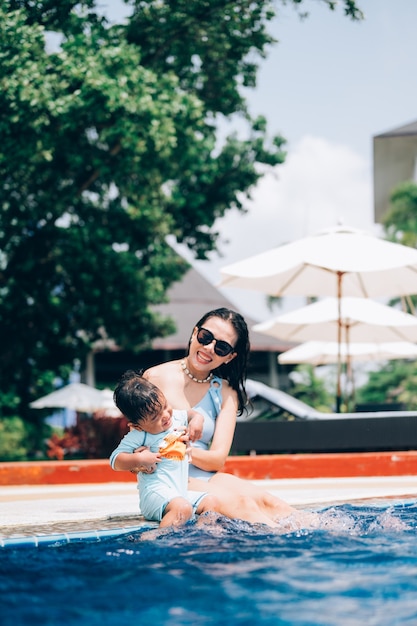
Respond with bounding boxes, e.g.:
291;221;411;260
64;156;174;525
188;308;250;415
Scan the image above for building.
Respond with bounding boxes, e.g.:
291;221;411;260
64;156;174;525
373;119;417;222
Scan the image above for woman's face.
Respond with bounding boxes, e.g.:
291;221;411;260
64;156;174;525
189;316;238;369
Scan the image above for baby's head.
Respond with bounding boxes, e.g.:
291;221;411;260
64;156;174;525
114;370;171;433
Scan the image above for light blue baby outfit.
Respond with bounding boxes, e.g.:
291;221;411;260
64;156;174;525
110;410;208;522
189;376;223;482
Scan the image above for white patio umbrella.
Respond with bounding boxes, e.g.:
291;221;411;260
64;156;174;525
94;388;123;418
220;224;417;410
253;297;417;345
220;225;417;299
253;296;417;411
30;382;110;413
277;339;417;412
278;340;417;366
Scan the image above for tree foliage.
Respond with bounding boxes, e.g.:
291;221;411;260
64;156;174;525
355;359;417;411
381;181;417;315
383;181;417;248
350;181;417;408
288;364;334;413
0;0;363;423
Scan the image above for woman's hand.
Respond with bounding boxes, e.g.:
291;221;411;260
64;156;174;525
187;409;204;442
131;446;161;474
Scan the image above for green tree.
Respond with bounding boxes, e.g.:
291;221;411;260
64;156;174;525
288;364;334;413
355;359;417;410
350;181;417;411
383;181;417;248
382;181;417;314
0;0;363;429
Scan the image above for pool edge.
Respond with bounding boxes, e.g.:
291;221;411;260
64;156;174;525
1;451;417;485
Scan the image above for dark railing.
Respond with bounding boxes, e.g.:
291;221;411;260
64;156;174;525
231;414;417;455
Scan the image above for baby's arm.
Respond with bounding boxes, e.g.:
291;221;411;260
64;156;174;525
110;431;160;473
113;446;161;473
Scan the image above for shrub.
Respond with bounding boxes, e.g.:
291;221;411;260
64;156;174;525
46;415;129;460
0;416;36;461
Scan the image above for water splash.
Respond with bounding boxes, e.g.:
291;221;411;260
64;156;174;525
2;500;417;626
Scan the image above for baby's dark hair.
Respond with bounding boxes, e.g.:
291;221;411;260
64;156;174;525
113;370;164;425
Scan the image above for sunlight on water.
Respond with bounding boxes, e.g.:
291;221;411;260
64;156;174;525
1;500;417;626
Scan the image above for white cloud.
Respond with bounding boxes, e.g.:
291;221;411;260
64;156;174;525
187;135;376;321
216;135;374;262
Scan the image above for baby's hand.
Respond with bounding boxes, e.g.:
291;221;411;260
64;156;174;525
187;409;204;442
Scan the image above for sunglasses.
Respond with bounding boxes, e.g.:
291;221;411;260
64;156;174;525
196;327;235;357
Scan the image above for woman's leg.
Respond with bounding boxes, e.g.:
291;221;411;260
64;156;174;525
189;473;296;521
209;472;297;518
189;472;320;528
190;479;279;527
205;473;320;527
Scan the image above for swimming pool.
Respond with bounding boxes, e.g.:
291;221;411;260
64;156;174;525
2;499;417;626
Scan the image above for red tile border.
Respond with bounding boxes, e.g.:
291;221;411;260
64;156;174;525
224;451;417;480
1;451;417;485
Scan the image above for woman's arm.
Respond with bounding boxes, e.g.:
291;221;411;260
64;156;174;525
190;386;238;472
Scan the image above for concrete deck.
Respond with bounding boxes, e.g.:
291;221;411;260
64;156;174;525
2;453;417;539
2;475;417;535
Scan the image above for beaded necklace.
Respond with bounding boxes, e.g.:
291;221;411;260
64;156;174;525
181;359;213;384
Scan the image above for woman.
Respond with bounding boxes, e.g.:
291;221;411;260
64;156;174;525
143;307;304;526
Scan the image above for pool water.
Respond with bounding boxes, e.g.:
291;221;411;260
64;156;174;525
2;500;417;626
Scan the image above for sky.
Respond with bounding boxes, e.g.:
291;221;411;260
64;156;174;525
105;1;417;321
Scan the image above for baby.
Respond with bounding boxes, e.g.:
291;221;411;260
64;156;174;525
110;370;220;528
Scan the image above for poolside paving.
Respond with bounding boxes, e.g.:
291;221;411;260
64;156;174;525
2;476;417;538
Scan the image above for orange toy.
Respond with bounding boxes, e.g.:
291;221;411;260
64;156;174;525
159;432;187;461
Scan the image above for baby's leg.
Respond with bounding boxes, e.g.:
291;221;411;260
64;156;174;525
196;494;221;516
160;497;193;528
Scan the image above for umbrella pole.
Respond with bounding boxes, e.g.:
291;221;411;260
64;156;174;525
346;324;353;412
336;273;343;413
349;362;356;412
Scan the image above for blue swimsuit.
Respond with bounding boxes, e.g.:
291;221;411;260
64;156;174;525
189;376;223;481
110;410;208;521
